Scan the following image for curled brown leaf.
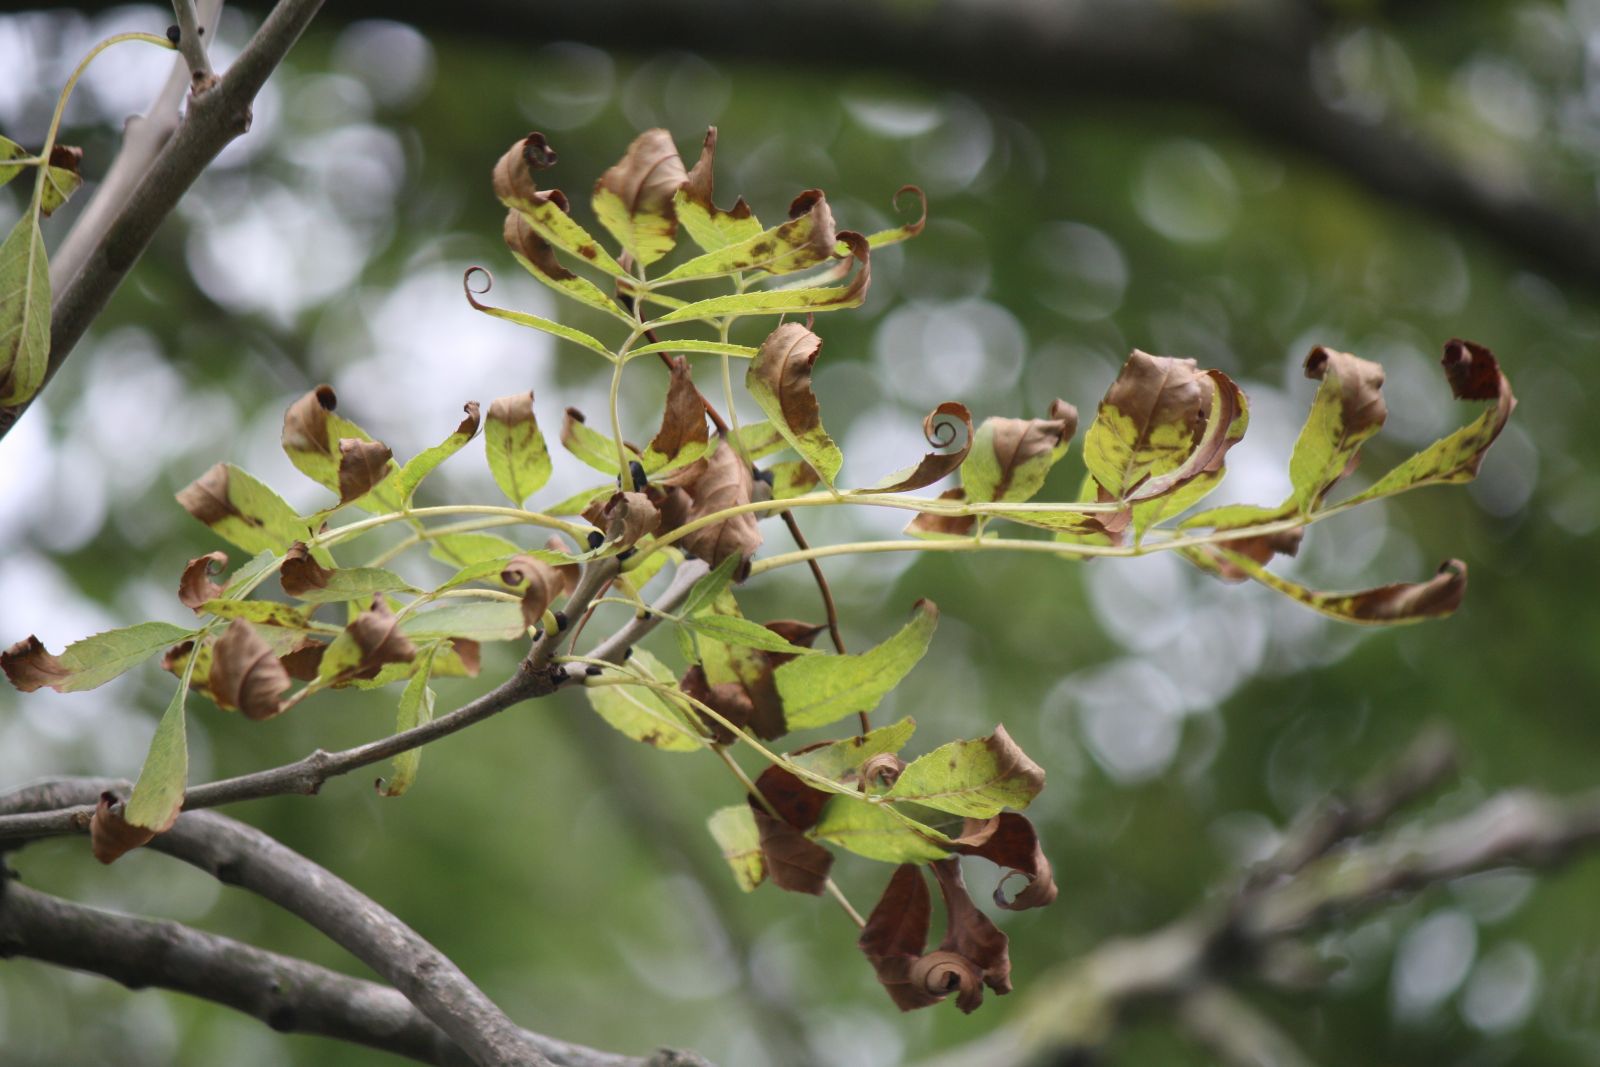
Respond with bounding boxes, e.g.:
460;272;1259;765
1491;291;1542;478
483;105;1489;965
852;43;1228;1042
648;356;710;465
1306;345;1387;442
582;491;660;551
337;438;394;505
875;402;976;494
679;664;755;743
930;858;1011;1011
682;126;754;224
669;437;763;571
210;619;292;720
750;804;833;895
596;128;688;224
1;635;69;692
175;462;239;529
178;552;228;613
754;764;830;830
492;131;558;204
951;812;1058;910
280;541;333;597
90;791;164;865
345;598;417;681
501;554;578;631
858;863;941;1011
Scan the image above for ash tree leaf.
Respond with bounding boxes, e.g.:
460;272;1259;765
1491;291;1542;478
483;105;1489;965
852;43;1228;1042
38;145;84;217
2;622;195;694
734;420;792;461
463;266;616;359
210;619;293;719
583;649;705;751
950;812;1058;910
1188;548;1469;624
561;406;640;475
790;717;918;782
177;463;307;554
754;764;831;830
429;531;526;568
685;594;823;742
680;613;821;655
707;804;766;891
678;553;745;619
0;134;27;187
767;459;823;500
885;724;1045;818
870;402;975;495
674;126;765;253
124;680;191;835
645;232;873;327
494;131;630;279
858;863;938;1011
502;552;579;630
747;322;843;487
90;792;160;865
394;402;482;505
503;208;635;321
0;214;50;406
582;491;660;552
319;598;417;685
861;185;929;248
659;436;764;571
285;568;417;605
813;797;950;864
379;647;437;798
591;128;688;267
178;552;229;613
628;338;758;360
640;356;710;474
280;386;402;512
751;805;833;895
657;187;838;282
776;599;938;731
1344;338;1516;506
1126;377;1249;536
401;601;527;642
906;400;1076;538
926;858;1012;1013
1286;345;1387;511
350;637;478;690
198;600;317;629
483;392;552;505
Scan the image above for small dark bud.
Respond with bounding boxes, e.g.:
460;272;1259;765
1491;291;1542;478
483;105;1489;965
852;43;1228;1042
629;460;648;491
586;530;605;550
553;610;569;632
622;646;634;659
166;24;180;44
586;665;603;677
531;628;545;642
618;548;637;563
755;467;775;486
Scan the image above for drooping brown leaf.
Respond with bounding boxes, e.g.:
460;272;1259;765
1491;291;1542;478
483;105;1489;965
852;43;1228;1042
280;541;333;597
593;128;688;265
501;554;578;630
503;209;572;281
669;437;763;570
750;804;833;895
282;384;337;457
345;597;417;681
679;126;757;244
1082;351;1225;502
178;552;229;613
859;863;941;1011
582;491;660;551
930;858;1012;1011
951;812;1058;911
1208;527;1306;582
679;664;755;743
874;402;976;494
754;764;830;830
1;635;69;692
209;619;292;720
646;356;710;468
747;322;842;485
492;131;558;205
338;437;395;505
90;791;163;865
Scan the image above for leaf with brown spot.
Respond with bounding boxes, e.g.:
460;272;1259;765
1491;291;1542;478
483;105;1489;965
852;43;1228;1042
278;638;326;681
754;765;830;830
672;437;763;571
338;438;395;505
4;623;195;694
209;619;293;720
951;812;1058;911
1286;345;1388;511
583;491;661;552
750;805;833;895
747;322;842;486
323;598;418;684
1189;550;1469;625
561;406;642;476
591;128;687;266
394;401;483;505
646;231;873;326
176;463;306;555
641;356;710;474
872;402;975;494
675;126;764;253
658;186;838;282
281;386;401;512
501;554;578;630
905;487;977;539
679;664;755;743
885;724;1045;818
178;552;229;613
495;132;630;280
503;209;634;321
90;792;161;865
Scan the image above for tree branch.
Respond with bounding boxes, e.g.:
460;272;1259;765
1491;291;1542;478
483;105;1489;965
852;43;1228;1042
0;0;326;440
1;780;713;1066
169;0;215;84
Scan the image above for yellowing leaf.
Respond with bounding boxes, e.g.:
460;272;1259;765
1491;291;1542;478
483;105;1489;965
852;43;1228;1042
775;599;938;731
583;649;705;751
176;463;307;554
707;804;766;891
747;322;842;486
484;392;553;505
885;725;1045;818
591;128;687;267
0;215;50;406
1286;346;1387;511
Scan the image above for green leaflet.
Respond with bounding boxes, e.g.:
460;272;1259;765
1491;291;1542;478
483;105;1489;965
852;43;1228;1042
401;601;527;642
484;393;553;506
198;599;318;628
884;725;1045;818
680;613;820;656
812;797;950;864
1187;547;1468;625
562;409;639;475
0;135;27;187
678;554;744;619
583;649;704;752
775;600;938;731
465;295;614;360
673;189;765;254
707;805;765;891
287;567;417;604
746;323;843;487
548;483;612;516
394;403;482;505
124;680;191;832
736;421;792;461
767;460;823;501
645;277;866;327
593;186;677;267
508;249;634;323
0;214;50;406
502;194;628;278
1286;347;1387;512
176;464;308;555
7;621;194;694
429;532;526;569
655;193;835;282
38;165;81;217
627;339;759;361
379;648;437;797
789;717;917;782
960;406;1076;506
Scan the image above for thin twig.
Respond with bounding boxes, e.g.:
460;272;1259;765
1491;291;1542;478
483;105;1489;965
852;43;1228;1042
169;0;215;83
